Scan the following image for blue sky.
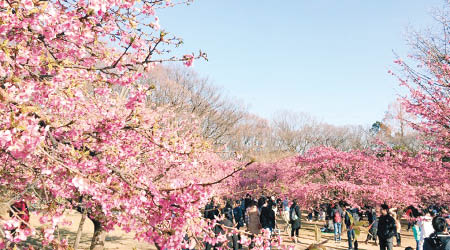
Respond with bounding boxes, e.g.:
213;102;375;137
157;0;444;126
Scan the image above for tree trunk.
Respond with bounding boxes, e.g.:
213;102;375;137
73;210;87;250
89;219;106;250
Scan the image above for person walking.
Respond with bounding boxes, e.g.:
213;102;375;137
232;200;244;250
326;204;333;230
260;199;276;236
269;196;277;217
282;197;290;232
247;200;261;236
308;209;313;222
204;197;219;220
290;199;301;244
367;207;375;225
406;207;414;232
205;200;225;250
243;194;252;226
366;207;379;246
419;211;435;250
345;206;356;250
391;211;402;247
319;206;326;221
221;201;239;250
366;213;379;246
377;204;397;250
233;200;244;229
223;200;234;223
244;194;252;211
314;207;320;221
276;198;282;216
333;202;344;242
257;196;266;212
413;221;422;250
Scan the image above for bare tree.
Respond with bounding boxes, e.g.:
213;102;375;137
142;65;247;147
272;111;318;153
380;101;424;152
271;110;373;153
223;113;278;159
140;67;423;160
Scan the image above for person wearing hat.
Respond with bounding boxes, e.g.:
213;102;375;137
377;204;397;250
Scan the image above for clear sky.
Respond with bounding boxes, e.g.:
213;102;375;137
158;0;444;126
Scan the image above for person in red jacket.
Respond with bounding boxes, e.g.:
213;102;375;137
9;200;30;229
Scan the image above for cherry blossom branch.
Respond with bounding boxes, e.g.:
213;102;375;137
161;160;255;192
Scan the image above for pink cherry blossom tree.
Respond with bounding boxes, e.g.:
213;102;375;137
391;4;450;160
0;1;249;249
235;146;449;208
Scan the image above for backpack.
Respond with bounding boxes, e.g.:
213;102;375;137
424;233;450;250
290;207;299;221
345;211;354;228
334;210;342;223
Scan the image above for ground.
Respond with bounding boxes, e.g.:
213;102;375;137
3;209;417;250
282;217;416;250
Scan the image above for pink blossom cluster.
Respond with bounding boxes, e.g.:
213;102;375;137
234;146;450;208
0;0;233;249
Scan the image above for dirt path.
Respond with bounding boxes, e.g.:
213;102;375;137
4;209;417;250
278;217;416;250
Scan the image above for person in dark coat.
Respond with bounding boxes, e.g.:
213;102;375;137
257;196;266;211
205;201;239;250
244;194;252;211
223;200;234;222
365;207;379;245
232;200;244;249
423;216;450;250
345;206;356;250
314;207;320;221
260;199;276;235
368;207;376;225
377;204;397;250
344;206;359;250
204;197;219;220
325;203;333;230
222;201;239;250
290;199;301;243
205;201;224;250
233;200;244;229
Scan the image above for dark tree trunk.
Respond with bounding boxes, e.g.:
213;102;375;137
89;219;106;250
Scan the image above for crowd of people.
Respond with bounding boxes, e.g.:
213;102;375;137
202;195;450;250
5;196;450;250
202;194;303;249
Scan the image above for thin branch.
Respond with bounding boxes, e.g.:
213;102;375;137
161;160;254;192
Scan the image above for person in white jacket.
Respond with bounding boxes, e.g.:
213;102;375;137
418;211;435;250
